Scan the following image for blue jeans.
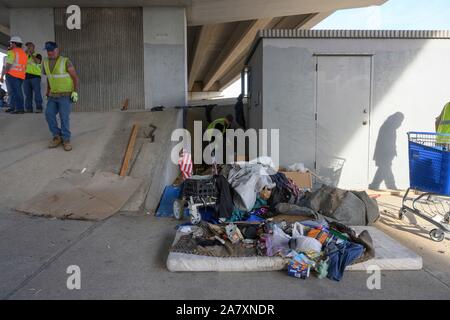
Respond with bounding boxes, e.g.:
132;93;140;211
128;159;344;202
23;77;43;111
5;74;24;111
45;96;72;142
326;241;364;281
5;77;12;106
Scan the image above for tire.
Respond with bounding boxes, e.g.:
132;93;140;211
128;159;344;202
429;229;445;242
173;199;185;220
398;208;406;220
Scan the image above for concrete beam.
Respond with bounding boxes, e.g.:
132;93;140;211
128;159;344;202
218;55;245;90
0;0;387;25
202;18;272;91
187;0;387;26
191;81;203;92
188;25;216;91
272;14;313;29
298;12;334;29
188;91;223;101
0;25;10;36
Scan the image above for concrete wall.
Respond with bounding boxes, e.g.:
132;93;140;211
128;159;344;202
55;7;145;112
252;37;450;189
143;7;187;108
10;8;54;107
10;8;54;55
11;7;188;111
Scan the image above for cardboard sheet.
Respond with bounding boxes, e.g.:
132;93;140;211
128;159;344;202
16;171;142;221
280;171;313;189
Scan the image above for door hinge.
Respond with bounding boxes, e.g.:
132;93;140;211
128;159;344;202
314;161;317;170
315;113;317;121
315;63;318;71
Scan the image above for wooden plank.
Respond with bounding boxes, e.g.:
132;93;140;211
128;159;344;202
119;124;139;177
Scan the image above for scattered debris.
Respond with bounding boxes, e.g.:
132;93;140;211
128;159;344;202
121;98;129;111
150;106;164;112
143;124;157;142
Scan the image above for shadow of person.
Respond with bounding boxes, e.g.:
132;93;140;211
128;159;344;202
369;112;405;190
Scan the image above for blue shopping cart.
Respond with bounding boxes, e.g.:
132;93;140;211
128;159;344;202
400;132;450;242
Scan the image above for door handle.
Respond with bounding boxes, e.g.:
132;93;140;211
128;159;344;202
363;120;368;125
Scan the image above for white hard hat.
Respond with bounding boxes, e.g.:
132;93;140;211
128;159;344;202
10;36;23;44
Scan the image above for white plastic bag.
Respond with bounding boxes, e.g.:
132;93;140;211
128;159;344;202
266;225;291;256
287;163;307;173
291;222;322;254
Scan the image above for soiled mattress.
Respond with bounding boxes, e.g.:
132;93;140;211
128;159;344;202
167;226;422;272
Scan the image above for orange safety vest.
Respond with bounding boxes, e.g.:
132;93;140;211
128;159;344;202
7;48;27;79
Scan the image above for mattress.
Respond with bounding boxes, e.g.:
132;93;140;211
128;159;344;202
167;226;422;272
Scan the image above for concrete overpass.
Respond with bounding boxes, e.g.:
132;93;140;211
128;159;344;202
0;0;387;106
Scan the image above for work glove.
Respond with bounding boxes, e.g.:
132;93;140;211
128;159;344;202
71;91;78;103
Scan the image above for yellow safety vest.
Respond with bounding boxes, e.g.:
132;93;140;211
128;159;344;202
26;53;42;76
437;102;450;144
43;56;74;94
206;118;227;140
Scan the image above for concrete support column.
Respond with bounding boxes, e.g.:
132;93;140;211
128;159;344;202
143;7;187;108
10;8;55;52
9;8;55;107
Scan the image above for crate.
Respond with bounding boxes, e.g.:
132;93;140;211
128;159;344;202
183;175;218;198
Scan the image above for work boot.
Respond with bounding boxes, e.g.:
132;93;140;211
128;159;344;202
63;141;72;152
49;136;62;148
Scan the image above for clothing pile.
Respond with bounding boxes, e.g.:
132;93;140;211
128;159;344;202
170;157;380;281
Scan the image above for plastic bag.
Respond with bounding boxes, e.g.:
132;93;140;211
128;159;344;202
266;225;291;256
286;163;307;173
290;222;322;254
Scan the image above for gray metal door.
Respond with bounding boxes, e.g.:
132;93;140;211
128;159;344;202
315;55;372;189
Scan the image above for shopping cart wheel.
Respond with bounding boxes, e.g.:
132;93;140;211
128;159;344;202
429;229;445;242
398;208;407;220
173;199;185;220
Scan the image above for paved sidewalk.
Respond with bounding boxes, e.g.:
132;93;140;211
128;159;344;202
1;196;449;300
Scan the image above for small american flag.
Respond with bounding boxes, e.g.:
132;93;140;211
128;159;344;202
178;149;193;180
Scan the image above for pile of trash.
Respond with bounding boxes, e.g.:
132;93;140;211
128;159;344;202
165;157;380;281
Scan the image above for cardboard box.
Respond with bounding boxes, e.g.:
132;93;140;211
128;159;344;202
280;171;313;189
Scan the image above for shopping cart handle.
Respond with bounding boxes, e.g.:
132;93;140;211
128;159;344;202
408;131;450;136
407;131;450;137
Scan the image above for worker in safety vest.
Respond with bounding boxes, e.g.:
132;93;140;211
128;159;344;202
43;41;79;152
0;36;27;114
206;114;234;140
24;42;43;113
436;102;450;145
205;114;236;165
